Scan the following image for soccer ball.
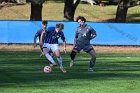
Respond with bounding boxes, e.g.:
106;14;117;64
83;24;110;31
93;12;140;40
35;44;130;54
43;66;52;73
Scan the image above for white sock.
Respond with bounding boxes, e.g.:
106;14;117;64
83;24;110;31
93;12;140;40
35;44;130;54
45;53;55;64
57;56;63;68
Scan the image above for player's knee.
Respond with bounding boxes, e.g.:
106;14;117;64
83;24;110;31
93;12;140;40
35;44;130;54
89;49;96;57
54;50;60;57
70;50;77;60
90;53;96;62
43;50;48;54
55;53;60;58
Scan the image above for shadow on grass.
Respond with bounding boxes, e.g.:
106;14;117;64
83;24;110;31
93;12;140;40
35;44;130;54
100;12;140;23
127;13;140;23
0;51;140;87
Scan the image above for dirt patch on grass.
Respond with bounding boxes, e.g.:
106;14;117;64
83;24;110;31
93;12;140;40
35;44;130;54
0;44;140;54
94;46;140;54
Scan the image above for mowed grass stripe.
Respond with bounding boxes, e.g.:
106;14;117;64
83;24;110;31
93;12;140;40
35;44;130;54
0;51;140;93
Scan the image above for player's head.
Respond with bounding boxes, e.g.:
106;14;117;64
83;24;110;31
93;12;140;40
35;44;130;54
42;20;48;27
76;16;86;22
76;16;86;26
56;23;64;31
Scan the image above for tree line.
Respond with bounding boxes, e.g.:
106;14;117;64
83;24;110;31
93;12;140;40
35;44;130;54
1;0;140;22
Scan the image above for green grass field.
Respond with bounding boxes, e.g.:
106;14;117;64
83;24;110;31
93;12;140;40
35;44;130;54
0;50;140;93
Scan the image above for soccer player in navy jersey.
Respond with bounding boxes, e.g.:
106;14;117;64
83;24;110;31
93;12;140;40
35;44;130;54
34;20;48;57
40;23;67;73
70;16;97;72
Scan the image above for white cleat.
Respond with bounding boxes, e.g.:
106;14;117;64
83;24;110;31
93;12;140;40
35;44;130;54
88;68;94;72
60;67;67;73
50;63;57;68
70;60;74;67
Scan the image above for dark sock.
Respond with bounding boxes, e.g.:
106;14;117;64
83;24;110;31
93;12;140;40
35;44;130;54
70;51;77;60
89;57;96;68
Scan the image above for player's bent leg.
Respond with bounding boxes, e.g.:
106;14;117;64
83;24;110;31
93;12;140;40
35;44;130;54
88;49;96;72
43;48;57;67
54;49;66;73
54;49;61;63
49;50;53;57
40;52;44;57
40;45;44;57
70;49;77;67
54;49;60;57
40;45;43;52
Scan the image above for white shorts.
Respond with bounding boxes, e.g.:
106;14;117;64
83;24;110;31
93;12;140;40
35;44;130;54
42;43;59;53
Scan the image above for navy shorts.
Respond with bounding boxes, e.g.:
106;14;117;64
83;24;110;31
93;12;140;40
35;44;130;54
73;44;93;53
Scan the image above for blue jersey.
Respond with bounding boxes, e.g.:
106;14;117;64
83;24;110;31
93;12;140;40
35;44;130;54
44;26;65;44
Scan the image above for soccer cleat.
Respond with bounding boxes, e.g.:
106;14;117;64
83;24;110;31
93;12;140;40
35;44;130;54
88;68;94;72
50;63;57;68
52;63;57;67
40;52;44;57
70;60;74;67
60;67;67;73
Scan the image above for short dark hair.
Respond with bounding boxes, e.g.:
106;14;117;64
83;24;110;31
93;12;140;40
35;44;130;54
56;23;64;30
76;16;86;22
42;20;48;25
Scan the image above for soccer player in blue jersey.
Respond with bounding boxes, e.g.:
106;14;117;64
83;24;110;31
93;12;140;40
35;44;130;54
70;16;97;72
34;20;48;57
40;23;67;73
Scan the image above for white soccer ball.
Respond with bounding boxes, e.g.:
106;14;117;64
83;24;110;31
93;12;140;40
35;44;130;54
43;66;52;73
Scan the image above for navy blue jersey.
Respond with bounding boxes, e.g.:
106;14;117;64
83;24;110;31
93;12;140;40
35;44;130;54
44;26;65;44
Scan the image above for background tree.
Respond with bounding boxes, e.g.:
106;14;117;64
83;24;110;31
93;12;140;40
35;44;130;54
30;0;45;20
115;0;140;22
64;0;80;21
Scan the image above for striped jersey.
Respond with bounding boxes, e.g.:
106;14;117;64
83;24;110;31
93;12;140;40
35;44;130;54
44;26;65;44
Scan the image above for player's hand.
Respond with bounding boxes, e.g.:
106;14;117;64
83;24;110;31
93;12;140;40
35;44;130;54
90;35;96;40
